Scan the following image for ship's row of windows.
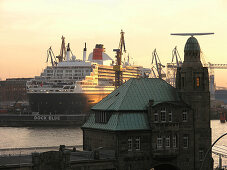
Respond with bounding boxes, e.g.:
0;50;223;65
37;101;83;105
154;110;187;122
30;89;74;93
45;76;84;80
47;73;89;77
46;69;91;73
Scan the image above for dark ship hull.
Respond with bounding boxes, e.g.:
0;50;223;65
28;93;108;115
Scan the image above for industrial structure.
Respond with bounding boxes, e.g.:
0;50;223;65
26;31;150;115
150;49;166;79
113;30;126;88
0;78;31;113
166;46;182;87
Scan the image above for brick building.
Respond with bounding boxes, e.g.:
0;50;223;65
82;36;212;170
0;78;31;108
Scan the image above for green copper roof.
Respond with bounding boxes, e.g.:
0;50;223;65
184;36;200;52
92;78;180;111
82;113;150;131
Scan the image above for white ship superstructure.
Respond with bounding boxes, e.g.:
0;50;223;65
27;38;150;115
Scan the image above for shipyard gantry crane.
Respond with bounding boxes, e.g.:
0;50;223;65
113;30;126;88
201;55;227;100
46;47;58;67
166;46;182;87
56;36;67;62
150;49;166;79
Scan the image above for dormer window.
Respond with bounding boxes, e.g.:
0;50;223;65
100;112;107;123
95;111;111;123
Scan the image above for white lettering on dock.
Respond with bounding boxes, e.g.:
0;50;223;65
34;115;60;121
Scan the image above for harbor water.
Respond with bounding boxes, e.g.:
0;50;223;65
0;120;226;168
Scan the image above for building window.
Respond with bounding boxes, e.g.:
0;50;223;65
199;150;204;161
166;136;170;148
173;135;177;148
168;112;172;122
128;137;132;151
154;112;158;122
196;77;200;87
182;111;187;122
135;137;141;151
96;112;110;123
183;136;189;148
157;136;163;149
100;112;107;123
160;108;166;122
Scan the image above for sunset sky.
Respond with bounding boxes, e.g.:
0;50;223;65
1;0;227;87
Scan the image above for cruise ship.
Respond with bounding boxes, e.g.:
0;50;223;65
26;37;150;115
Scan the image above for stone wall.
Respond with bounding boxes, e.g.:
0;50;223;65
116;131;151;170
83;129;117;151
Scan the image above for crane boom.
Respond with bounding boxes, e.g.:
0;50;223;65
204;63;227;69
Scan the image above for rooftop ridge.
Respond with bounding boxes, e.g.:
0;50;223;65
92;78;180;111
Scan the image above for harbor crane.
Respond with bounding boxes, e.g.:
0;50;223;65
46;47;58;67
201;51;227;100
56;36;67;62
150;49;166;79
166;46;182;87
113;30;126;88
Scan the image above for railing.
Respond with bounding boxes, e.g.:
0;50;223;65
0;145;83;156
212;145;227;158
